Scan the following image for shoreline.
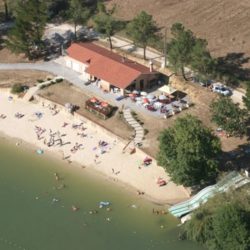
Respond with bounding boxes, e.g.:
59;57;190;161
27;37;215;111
0;133;175;206
0;90;189;205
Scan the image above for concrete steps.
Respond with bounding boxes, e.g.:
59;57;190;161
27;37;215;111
123;108;144;147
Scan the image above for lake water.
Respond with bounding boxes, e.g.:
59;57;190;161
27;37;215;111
0;138;203;250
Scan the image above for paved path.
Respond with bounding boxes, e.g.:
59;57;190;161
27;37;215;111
110;35;164;65
123;108;144;146
23;76;64;102
0;62;163;118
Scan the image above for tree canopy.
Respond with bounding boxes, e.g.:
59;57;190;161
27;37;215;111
126;11;160;60
210;97;248;136
157;115;221;186
184;189;250;250
190;38;215;81
210;204;250;250
167;23;195;80
6;0;47;59
167;23;215;81
93;2;120;50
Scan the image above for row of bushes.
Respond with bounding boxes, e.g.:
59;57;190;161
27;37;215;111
10;77;63;94
39;78;63;89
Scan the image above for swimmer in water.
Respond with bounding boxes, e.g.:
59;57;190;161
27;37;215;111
72;205;79;212
54;172;59;181
52;198;59;203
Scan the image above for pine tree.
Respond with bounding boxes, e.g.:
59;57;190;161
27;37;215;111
93;2;119;50
3;0;9;21
68;0;90;40
167;23;196;80
190;38;215;81
6;0;47;59
126;11;160;60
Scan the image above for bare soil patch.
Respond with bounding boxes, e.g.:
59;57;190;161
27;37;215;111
37;82;133;140
0;70;54;88
0;47;29;63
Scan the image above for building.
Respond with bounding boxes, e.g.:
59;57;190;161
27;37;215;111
65;42;160;95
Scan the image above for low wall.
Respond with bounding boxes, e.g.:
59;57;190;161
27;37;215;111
0;87;11;94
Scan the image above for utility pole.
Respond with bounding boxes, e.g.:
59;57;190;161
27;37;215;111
163;27;167;68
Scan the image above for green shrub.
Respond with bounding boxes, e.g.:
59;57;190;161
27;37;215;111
39;84;46;89
55;78;63;83
11;84;24;94
131;111;137;116
37;79;44;83
144;128;149;135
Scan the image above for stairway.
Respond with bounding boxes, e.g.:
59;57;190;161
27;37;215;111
123;108;144;146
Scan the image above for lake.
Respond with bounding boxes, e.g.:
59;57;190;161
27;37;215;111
0;138;203;250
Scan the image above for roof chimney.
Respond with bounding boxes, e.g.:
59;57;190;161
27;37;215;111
149;60;153;72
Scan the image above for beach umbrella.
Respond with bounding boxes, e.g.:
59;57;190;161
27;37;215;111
65;103;72;109
90;97;97;103
154;102;163;109
141;91;147;96
143;98;149;103
146;94;155;100
132;90;139;95
101;102;108;107
159;95;167;100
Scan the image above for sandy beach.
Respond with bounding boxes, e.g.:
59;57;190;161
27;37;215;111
0;90;189;204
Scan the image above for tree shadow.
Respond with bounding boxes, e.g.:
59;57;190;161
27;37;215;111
215;52;250;87
219;143;250;172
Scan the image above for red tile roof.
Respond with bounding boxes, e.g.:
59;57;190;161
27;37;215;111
67;42;155;89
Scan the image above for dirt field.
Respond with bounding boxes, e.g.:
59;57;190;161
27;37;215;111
109;0;250;67
0;47;29;63
0;70;54;88
37;82;133;140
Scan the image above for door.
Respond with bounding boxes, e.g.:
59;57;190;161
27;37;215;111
140;79;144;90
66;60;72;68
72;62;80;72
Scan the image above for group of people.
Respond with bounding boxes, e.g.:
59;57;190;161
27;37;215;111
15;112;25;119
70;142;83;154
42;102;60;116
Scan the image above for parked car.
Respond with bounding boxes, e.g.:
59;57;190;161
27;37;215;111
212;84;232;96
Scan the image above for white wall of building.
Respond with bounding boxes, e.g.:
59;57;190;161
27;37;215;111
65;56;88;75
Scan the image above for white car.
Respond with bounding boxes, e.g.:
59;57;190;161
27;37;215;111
212;84;231;96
